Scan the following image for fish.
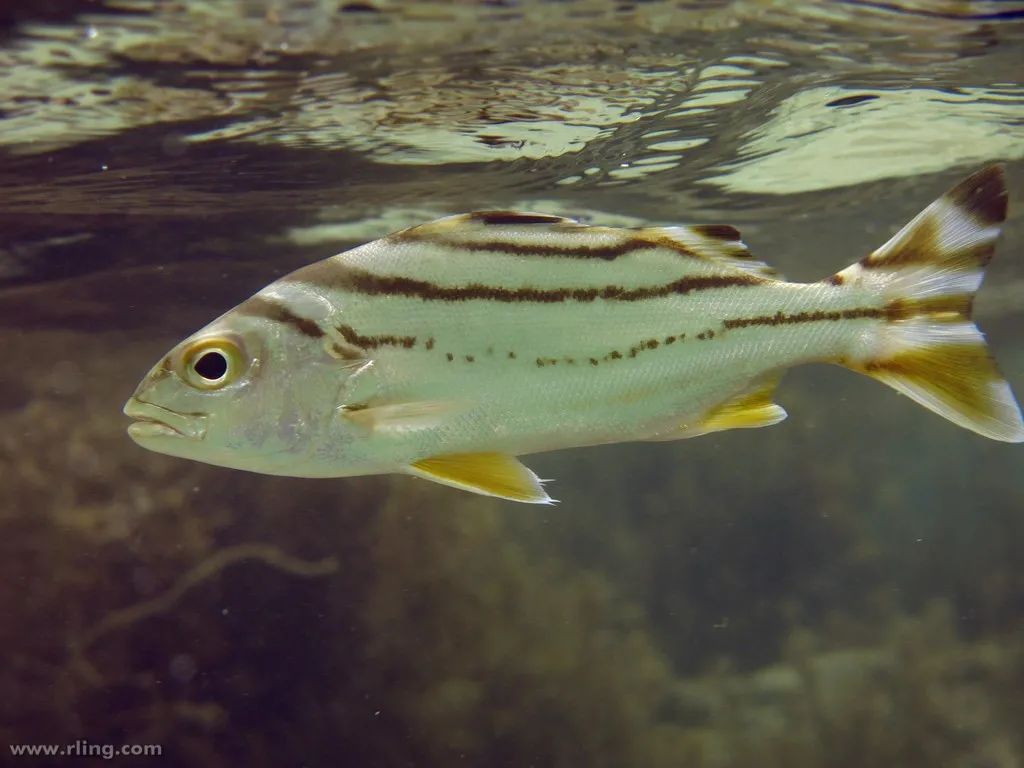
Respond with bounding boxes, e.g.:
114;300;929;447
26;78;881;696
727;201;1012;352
124;165;1023;504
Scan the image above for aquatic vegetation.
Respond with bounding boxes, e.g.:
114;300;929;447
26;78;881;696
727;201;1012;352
688;602;1024;768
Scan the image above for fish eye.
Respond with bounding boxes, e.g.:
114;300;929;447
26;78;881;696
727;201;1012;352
180;337;247;390
194;350;228;381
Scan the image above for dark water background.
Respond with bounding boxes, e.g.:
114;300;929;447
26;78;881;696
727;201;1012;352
2;1;1023;766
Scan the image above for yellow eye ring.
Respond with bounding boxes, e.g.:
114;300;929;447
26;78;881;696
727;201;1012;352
180;337;247;390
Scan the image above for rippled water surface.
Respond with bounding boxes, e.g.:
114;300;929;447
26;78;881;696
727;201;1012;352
2;2;1023;766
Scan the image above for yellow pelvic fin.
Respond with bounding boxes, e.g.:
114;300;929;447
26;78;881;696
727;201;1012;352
408;452;554;504
646;377;787;441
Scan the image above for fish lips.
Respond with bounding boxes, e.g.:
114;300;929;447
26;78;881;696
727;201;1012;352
123;397;208;442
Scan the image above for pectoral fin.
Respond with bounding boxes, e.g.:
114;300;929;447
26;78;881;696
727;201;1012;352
646;377;787;441
408;452;554;504
342;400;463;433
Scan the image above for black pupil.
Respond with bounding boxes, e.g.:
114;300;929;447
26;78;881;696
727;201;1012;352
194;351;228;380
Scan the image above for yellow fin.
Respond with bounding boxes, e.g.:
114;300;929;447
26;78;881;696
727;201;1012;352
408;452;554;504
646;378;787;441
855;342;1024;442
831;165;1023;442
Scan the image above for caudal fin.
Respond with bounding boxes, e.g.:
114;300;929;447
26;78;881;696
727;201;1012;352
832;165;1024;442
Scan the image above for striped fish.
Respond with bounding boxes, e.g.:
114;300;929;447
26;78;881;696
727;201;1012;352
124;166;1023;503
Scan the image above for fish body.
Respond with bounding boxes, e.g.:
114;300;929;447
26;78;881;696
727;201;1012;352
125;167;1023;502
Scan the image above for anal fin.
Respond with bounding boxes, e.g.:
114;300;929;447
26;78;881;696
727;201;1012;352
408;452;554;504
646;377;787;441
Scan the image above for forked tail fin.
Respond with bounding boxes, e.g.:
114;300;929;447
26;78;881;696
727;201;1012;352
832;165;1024;442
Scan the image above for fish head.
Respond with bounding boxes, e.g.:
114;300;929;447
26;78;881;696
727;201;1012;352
124;300;348;475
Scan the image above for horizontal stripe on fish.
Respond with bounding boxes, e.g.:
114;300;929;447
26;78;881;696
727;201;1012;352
392;213;636;257
287;261;765;303
330;302;893;371
391;216;764;270
391;231;667;260
298;222;781;300
722;307;886;329
884;295;974;321
336;323;417;350
237;295;324;339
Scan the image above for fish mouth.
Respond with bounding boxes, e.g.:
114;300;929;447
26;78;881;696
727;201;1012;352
123;397;207;441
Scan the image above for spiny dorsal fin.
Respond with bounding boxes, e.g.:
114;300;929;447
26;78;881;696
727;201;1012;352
408;452;554;504
643;225;781;279
646;376;787;441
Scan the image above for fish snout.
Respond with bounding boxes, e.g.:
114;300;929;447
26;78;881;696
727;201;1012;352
123;397;208;441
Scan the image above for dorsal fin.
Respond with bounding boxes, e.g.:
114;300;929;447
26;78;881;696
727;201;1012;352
642;224;781;279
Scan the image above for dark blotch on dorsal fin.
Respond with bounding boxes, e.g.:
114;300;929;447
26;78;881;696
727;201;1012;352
690;224;742;242
827;93;878;108
470;211;574;226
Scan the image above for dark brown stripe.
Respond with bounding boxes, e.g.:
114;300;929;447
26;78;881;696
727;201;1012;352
862;215;938;269
885;295;973;321
567;331;687;368
469;211;571;226
336;323;416;350
392;232;663;260
238;296;324;339
330;342;363;360
861;213;995;270
292;262;762;302
723;307;885;329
